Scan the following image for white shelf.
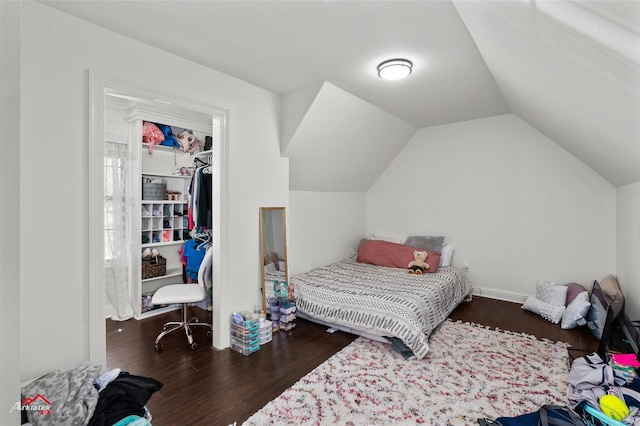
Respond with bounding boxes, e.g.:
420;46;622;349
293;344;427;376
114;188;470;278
131;113;215;320
141;200;188;204
141;267;182;282
141;142;207;156
136;304;180;320
141;241;184;248
142;172;191;180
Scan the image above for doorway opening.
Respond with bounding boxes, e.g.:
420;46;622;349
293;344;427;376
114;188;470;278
88;72;229;367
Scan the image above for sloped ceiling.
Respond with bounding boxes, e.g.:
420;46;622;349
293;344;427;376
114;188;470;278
38;0;640;189
453;0;640;187
283;82;417;192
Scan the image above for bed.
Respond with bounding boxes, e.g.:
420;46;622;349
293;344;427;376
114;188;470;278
291;243;472;359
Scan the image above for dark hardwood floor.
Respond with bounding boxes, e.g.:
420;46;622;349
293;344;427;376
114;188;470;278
106;296;599;426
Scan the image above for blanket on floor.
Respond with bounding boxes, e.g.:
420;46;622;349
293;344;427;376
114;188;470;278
21;362;102;426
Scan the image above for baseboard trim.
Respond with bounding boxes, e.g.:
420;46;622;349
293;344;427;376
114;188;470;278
471;286;528;304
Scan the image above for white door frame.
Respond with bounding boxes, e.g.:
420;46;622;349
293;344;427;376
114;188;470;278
88;71;229;367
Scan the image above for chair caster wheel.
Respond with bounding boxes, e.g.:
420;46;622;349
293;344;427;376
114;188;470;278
154;343;163;352
207;330;213;338
190;342;198;350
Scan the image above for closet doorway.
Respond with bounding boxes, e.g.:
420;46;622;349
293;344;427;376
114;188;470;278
88;72;229;368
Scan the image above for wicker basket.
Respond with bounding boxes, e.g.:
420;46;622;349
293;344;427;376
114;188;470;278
141;256;166;279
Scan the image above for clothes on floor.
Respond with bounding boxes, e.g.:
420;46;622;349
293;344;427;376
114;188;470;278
21;362;102;426
94;368;121;393
87;373;163;426
112;414;152;426
567;352;640;425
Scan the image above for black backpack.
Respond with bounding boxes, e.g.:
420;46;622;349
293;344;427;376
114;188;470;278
478;405;587;426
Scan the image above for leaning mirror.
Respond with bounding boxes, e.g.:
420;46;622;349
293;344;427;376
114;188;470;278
259;207;288;311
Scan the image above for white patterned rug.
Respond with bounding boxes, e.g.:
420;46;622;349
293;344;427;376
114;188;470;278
243;320;569;425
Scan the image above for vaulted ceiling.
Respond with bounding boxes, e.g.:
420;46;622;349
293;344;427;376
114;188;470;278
39;0;640;189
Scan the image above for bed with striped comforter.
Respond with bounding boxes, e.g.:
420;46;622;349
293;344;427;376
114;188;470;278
292;258;472;359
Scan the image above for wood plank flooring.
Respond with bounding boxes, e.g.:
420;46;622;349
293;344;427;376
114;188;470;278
106;296;599;426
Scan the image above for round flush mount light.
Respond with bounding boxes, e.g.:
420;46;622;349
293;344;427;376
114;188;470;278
377;58;413;80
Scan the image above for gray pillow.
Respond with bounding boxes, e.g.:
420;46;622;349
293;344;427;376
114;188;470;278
404;235;445;252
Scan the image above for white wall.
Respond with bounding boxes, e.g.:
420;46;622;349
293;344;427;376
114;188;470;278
367;114;616;300
288;191;366;276
19;2;287;383
1;1;22;424
617;181;640;320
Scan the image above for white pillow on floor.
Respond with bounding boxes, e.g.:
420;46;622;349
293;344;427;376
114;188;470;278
561;291;591;329
522;295;565;324
537;280;568;306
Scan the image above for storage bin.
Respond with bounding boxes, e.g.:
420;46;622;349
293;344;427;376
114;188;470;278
259;333;273;345
230;327;259;342
231;334;259;348
230;319;259;333
582;404;627;426
280;322;296;331
142;177;167;200
229;314;260;356
259;320;272;345
230;340;260;356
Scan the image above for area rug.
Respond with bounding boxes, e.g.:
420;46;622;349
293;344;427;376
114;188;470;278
243;320;570;425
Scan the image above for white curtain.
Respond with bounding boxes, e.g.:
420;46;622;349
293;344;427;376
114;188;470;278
104;141;134;320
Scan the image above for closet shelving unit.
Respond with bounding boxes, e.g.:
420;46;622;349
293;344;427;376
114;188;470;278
124;102;215;319
140;171;190;279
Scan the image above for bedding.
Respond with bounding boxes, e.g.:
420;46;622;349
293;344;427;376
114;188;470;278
292;258;472;359
263;252;286;283
356;239;441;273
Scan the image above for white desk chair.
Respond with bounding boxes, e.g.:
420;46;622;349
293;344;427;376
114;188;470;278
151;247;213;351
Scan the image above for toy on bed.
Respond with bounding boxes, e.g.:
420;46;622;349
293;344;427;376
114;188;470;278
408;250;429;275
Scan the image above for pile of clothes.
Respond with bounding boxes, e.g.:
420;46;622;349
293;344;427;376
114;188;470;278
142;121;201;154
568;352;640;424
20;362;162;426
478;352;640;425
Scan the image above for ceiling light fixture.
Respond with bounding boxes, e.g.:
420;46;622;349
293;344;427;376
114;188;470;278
377;58;413;80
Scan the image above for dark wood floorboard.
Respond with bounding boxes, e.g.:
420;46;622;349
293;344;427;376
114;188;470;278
106;296;599;425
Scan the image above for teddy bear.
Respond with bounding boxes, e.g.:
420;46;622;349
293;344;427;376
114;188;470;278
408;250;429;275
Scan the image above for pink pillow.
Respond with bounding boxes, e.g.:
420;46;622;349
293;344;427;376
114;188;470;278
356;239;441;273
564;283;587;305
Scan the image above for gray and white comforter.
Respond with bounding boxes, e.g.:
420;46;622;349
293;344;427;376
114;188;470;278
21;362;102;426
292;259;472;359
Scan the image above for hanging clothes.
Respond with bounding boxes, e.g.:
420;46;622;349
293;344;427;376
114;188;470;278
181;233;211;281
181;157;213;284
188;160;212;230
